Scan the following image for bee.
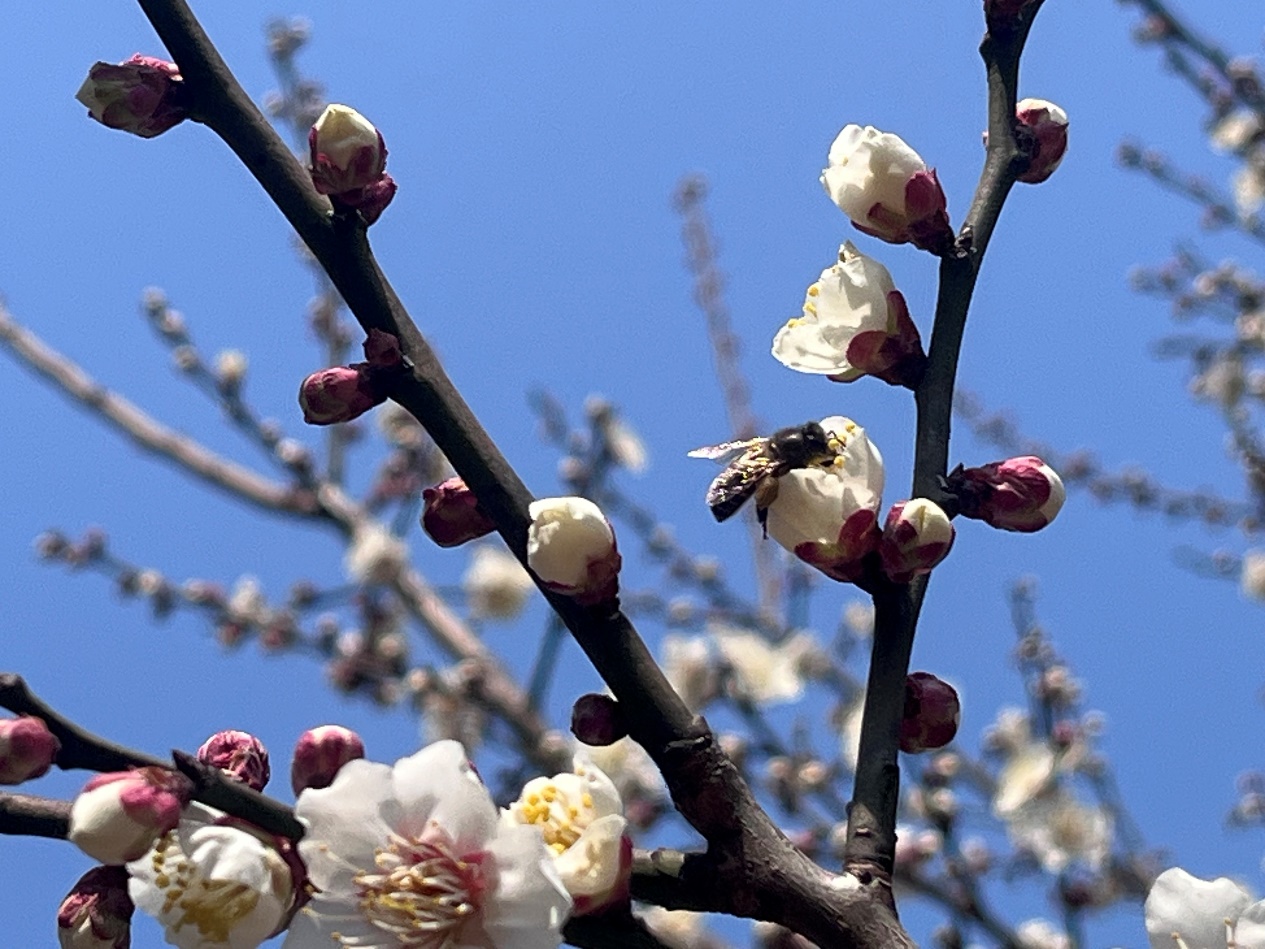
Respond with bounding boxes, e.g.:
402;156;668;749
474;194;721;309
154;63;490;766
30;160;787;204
689;421;839;529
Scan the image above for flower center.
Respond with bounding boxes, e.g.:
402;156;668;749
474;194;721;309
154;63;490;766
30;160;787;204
514;782;593;855
351;825;488;948
147;835;261;943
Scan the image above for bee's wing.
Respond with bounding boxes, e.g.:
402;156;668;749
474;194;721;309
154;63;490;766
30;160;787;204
705;451;782;521
688;437;765;463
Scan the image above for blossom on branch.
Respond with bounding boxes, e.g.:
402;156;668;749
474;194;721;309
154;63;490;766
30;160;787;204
879;498;955;583
463;545;534;620
290;724;366;795
299;330;405;426
284;741;570;948
0;714;60;784
950;456;1065;533
503;759;631;915
820;125;952;253
526;497;621;605
764;416;884;582
196;730;270;792
309;104;397;224
69;767;191;865
772;242;926;386
422;477;498;548
1014;98;1069;184
127;803;297;948
75;55;186;139
1144;867;1265;948
899;673;960;753
57;865;133;949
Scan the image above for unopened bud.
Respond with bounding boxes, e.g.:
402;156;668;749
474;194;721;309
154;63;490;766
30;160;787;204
879;498;955;583
309;104;387;196
900;672;961;753
0;715;60;784
69;767;191;865
57;865;133;949
196;729;270;791
75;55;186;139
421;477;496;547
1015;99;1068;184
952;456;1065;532
299;365;378;425
571;693;628;746
290;725;365;795
526;497;621;605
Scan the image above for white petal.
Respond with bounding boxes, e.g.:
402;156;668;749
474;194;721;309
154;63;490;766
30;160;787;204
391;741;496;851
1144;867;1250;949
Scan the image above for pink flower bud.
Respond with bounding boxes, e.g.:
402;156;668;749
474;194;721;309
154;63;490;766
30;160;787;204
69;767;191;865
298;365;379;425
57;865;133;949
0;715;60;784
290;724;365;795
879;498;955;583
571;693;628;746
421;476;497;547
362;327;404;369
821;125;953;254
196;729;271;791
1015;98;1068;184
953;456;1065;532
527;497;621;604
339;173;398;225
75;55;186;139
309;104;387;196
900;672;960;753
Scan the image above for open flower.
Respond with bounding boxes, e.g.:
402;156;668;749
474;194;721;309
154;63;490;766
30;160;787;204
1145;867;1265;949
821;125;952;253
764;416;884;582
463;545;534;620
503;759;630;915
285;740;570;948
128;804;296;948
772;243;925;386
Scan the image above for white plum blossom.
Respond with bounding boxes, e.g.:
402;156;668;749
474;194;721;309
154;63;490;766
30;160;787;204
820;125;951;252
1016;919;1071;949
1242;549;1265;601
463;545;534;620
1145;867;1265;949
309;104;387;196
503;759;629;914
772;242;924;385
992;742;1058;818
660;634;717;711
526;497;620;603
1003;791;1112;874
764;416;884;582
344;522;409;585
127;804;294;948
710;624;820;705
284;740;569;949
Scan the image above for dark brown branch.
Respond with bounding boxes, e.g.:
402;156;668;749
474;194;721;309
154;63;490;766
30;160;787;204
842;0;1046;891
0;793;71;840
130;1;911;941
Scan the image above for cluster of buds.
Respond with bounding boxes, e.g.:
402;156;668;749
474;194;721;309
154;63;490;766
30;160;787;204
298;328;406;425
772;243;926;387
75;55;187;139
308;104;398;224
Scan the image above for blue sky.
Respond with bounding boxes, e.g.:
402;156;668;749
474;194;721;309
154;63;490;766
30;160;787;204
3;1;1265;945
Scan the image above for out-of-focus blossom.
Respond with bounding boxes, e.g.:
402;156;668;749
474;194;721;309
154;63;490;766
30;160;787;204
993;742;1057;818
660;634;717;712
639;907;710;949
711;624;821;705
879;498;955;583
773;243;925;386
503;760;630;914
69;768;190;865
1242;549;1265;601
1016;919;1071;949
893;823;942;871
843;600;874;639
1211;111;1264;154
952;456;1064;533
215;350;249;392
765;416;884;582
463;545;534;620
1190;354;1245;408
1004;791;1112;873
76;55;186;138
526;497;620;604
1145;867;1265;949
1014;99;1069;184
284;741;570;948
821;125;952;253
899;673;960;753
128;803;296;947
586;395;649;474
290;724;365;795
344;521;408;585
196;730;270;792
0;715;60;784
57;865;133;949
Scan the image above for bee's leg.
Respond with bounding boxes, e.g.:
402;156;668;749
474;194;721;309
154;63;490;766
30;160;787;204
754;479;780;538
